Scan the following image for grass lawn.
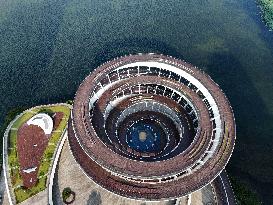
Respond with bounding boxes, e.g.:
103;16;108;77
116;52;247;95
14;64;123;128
7;104;70;203
0;107;28;169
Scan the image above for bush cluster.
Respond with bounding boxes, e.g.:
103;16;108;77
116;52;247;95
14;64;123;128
38;108;54;117
258;0;273;29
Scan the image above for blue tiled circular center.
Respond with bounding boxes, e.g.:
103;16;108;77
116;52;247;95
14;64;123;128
127;121;161;152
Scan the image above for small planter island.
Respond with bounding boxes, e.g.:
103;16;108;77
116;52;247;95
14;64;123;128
62;187;76;204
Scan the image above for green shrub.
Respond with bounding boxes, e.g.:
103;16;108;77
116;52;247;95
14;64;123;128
62;187;72;201
38;108;54;117
66;100;73;105
258;0;273;29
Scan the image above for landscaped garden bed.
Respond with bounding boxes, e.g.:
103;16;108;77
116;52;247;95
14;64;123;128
7;104;70;203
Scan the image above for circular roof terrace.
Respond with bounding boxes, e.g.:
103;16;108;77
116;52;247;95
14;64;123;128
68;53;236;200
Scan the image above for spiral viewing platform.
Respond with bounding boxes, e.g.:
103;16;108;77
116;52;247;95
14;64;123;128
68;53;236;200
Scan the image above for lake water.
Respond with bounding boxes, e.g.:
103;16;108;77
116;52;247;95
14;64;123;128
0;0;273;203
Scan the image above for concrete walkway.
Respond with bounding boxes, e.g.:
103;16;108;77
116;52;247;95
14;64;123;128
54;140;184;205
0;168;6;205
19;190;47;205
191;184;216;205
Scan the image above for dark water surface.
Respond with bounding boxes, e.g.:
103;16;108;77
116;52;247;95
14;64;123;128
1;0;273;203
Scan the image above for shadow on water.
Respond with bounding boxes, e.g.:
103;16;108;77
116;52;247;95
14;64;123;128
206;51;273;204
92;37;183;66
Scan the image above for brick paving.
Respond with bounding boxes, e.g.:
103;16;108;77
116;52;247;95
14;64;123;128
17;124;49;188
